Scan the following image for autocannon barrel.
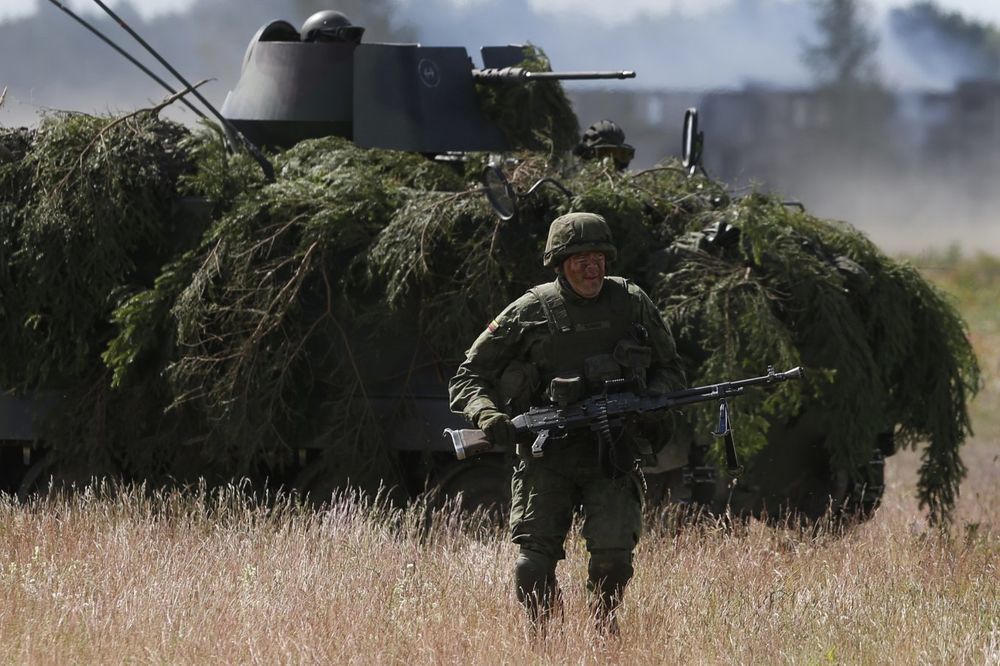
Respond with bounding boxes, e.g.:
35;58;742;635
472;67;636;82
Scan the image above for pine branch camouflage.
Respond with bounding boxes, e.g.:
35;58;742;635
0;100;978;520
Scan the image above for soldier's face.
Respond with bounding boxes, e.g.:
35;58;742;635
562;251;606;298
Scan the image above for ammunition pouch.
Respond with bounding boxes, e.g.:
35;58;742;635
548;375;585;406
498;360;540;415
579;340;652;394
584;354;621;390
613;339;652;392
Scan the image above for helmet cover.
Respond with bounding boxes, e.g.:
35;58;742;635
543;212;618;268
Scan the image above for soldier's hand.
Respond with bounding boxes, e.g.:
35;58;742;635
478;409;517;450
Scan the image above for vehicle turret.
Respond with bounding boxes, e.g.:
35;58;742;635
220;11;634;152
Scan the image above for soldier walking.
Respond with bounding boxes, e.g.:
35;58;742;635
449;213;686;633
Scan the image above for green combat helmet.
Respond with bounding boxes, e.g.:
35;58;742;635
574;119;635;170
543;212;619;268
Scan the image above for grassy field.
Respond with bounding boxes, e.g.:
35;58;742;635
0;254;998;664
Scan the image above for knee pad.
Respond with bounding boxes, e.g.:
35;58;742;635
587;549;634;597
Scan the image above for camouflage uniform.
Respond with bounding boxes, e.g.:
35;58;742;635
449;213;685;627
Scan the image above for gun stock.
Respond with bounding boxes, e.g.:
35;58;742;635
443;428;494;460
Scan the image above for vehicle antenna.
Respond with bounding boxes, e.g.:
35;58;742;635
87;0;275;182
45;0;208;122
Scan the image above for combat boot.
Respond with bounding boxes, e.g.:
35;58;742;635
514;548;562;632
587;549;633;636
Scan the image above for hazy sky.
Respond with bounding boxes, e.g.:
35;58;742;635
4;0;1000;25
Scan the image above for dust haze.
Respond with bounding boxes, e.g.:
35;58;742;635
1;0;998;254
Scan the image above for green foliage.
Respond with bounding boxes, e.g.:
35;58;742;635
475;45;581;157
103;252;200;389
0;112;192;390
176;122;266;212
140;137;470;478
0;112;978;520
643;183;978;517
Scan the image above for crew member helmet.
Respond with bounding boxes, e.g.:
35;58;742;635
573;119;635;170
301;10;365;43
543;212;618;268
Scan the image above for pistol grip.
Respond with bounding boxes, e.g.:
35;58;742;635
530;430;551;458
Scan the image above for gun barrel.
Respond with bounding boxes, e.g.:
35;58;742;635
524;70;636;80
657;366;803;407
730;366;803;389
472;67;636;82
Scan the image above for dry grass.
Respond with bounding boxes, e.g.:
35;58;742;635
0;446;996;664
1;255;999;664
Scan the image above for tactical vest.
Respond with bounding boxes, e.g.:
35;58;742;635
528;277;646;401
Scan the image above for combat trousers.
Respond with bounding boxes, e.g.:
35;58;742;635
509;435;643;627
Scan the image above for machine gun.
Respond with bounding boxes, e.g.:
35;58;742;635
444;366;804;473
471;67;635;82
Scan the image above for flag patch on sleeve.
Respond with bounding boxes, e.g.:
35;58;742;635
487;318;500;333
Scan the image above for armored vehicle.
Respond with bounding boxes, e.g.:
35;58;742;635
0;9;977;524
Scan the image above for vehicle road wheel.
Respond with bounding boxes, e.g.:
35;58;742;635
431;457;512;519
17;452;109;502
